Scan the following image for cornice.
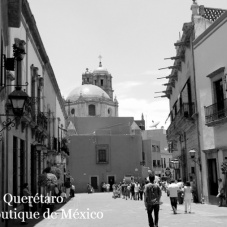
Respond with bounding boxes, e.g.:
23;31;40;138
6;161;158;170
194;11;227;48
206;67;225;78
22;0;49;64
22;0;67;120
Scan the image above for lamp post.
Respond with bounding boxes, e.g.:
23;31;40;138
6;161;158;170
0;39;28;135
189;149;202;203
189;149;201;170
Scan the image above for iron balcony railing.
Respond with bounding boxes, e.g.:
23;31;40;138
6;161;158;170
167;102;195;137
204;99;227;124
37;112;48;130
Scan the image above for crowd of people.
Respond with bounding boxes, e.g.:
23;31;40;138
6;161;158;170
112;181;145;200
110;176;201;227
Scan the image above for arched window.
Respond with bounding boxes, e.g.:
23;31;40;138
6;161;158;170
71;108;75;115
89;104;96;116
108;108;112;116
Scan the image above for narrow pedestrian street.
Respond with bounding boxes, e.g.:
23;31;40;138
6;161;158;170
11;192;227;227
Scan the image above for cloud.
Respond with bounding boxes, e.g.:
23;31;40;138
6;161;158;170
118;97;170;129
116;81;144;89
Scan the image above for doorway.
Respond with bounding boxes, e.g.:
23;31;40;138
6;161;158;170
91;176;98;190
108;176;115;191
208;158;218;196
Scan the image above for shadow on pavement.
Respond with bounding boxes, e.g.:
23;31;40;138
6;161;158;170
9;198;72;227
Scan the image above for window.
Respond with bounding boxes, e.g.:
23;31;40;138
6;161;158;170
161;158;163;168
156;146;160;152
191;167;195;174
20;140;25;197
204;67;226;124
0;37;5;87
71;108;75;115
98;150;106;162
13;136;18;206
96;144;109;164
87;78;89;82
89;104;96;116
153;160;156;167
157;160;160;167
164;158;166;168
94;80;96;85
108;108;112;116
101;79;103;86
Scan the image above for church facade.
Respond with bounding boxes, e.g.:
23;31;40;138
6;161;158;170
66;59;161;192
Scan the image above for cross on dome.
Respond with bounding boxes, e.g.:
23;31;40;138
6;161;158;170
98;55;102;67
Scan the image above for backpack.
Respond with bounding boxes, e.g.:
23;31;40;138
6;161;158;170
146;184;160;205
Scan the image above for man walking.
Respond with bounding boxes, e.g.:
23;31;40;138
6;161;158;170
144;174;162;227
167;180;179;214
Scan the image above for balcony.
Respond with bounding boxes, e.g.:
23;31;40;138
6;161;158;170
204;99;227;126
167;103;195;140
36;112;48;132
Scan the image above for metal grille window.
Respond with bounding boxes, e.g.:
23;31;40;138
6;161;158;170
20;139;25;197
96;144;109;164
98;150;106;162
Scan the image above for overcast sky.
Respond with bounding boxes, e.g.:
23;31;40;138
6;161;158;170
27;0;227;129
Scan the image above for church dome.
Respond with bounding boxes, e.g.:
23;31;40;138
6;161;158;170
67;84;110;101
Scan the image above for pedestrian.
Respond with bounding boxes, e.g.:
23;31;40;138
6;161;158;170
217;178;225;207
177;178;184;204
183;181;192;213
144;174;162;227
70;184;75;197
60;188;67;203
21;183;31;225
139;183;144;201
130;183;135;200
134;182;139;200
167;179;179;214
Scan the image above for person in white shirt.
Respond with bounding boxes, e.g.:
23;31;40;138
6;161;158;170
183;181;192;213
167;180;179;214
134;182;140;200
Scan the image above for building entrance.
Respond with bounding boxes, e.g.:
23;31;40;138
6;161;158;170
91;176;98;190
108;176;115;191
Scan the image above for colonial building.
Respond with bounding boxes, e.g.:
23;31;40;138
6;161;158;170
193;6;227;204
0;1;67;224
142;129;172;178
67;62;158;191
68;116;148;192
158;1;226;204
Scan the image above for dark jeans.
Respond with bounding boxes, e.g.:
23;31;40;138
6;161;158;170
147;204;159;227
170;197;178;211
139;191;143;200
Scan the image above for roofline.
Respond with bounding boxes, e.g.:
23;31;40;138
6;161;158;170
193;10;227;47
22;0;67;119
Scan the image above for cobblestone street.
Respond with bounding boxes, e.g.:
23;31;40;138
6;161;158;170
10;192;227;227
